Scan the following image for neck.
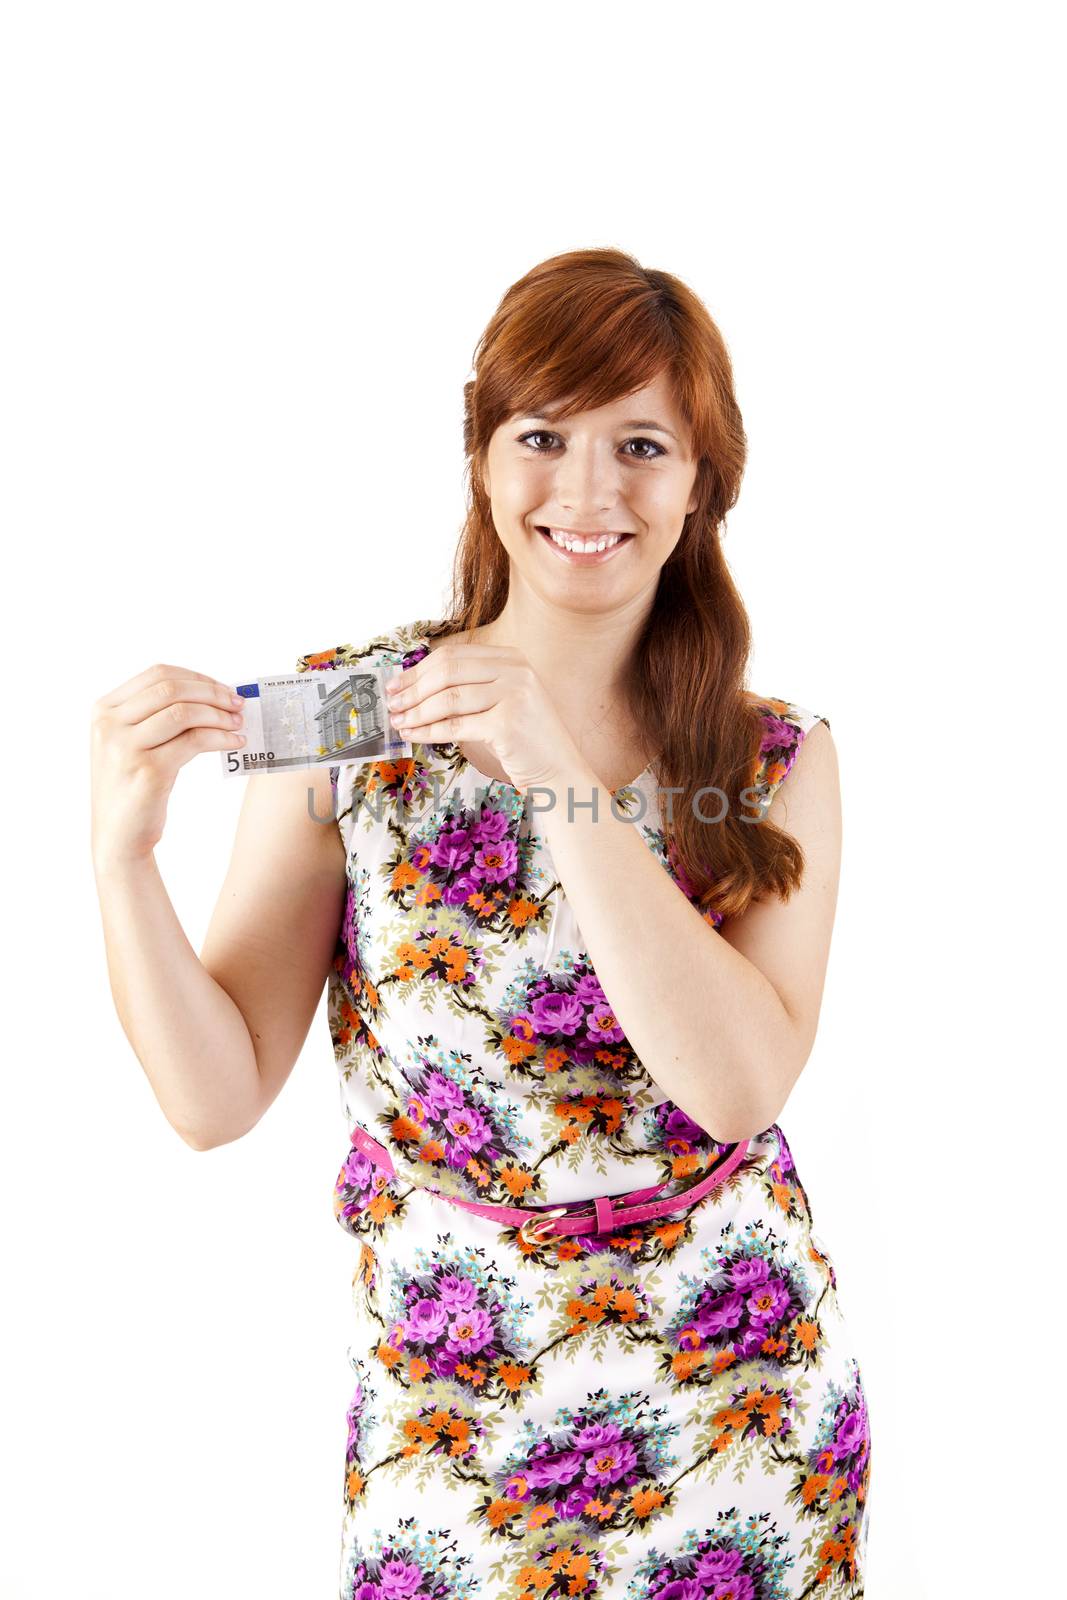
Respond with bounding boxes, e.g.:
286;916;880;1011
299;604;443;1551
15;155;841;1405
470;588;652;742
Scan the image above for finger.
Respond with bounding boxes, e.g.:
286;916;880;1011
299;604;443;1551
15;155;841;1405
109;674;243;728
391;683;496;733
388;652;506;711
132;699;247;754
96;663;224;710
393;708;494;747
389;639;516;692
122;695;246;753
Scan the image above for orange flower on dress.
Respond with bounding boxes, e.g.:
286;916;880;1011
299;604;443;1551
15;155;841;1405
793;1317;819;1351
484;1498;523;1529
500;1164;534;1197
631;1485;665;1519
508;897;540;929
802;1471;830;1505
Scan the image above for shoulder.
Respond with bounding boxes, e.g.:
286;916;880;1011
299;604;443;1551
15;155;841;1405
293;617;436;676
744;692;835;814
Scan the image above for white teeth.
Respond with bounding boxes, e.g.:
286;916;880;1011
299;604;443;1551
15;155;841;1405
547;528;623;553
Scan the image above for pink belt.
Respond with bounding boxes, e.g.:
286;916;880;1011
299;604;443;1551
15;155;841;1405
347;1124;751;1245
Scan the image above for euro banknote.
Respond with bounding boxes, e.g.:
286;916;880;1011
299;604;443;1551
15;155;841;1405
220;665;413;777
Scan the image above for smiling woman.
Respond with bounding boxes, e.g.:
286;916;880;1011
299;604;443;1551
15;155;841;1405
287;246;869;1600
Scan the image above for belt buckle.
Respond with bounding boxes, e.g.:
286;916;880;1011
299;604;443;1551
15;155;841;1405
519;1206;568;1245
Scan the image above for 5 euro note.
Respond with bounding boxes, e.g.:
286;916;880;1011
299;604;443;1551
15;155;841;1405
220;665;413;777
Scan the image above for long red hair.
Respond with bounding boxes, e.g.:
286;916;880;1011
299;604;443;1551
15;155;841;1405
423;246;809;921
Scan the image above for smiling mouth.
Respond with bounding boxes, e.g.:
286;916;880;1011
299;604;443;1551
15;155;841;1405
535;526;636;555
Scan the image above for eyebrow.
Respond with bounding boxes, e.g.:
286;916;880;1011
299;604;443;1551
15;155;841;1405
523;412;679;443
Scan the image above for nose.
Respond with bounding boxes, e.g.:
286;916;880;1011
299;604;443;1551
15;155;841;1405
551;439;624;520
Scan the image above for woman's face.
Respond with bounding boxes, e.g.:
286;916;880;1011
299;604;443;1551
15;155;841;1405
481;370;701;612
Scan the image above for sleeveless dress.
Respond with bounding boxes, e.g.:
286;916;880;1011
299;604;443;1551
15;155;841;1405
296;618;872;1600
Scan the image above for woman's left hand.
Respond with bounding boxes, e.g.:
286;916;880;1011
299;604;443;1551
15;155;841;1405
384;640;586;794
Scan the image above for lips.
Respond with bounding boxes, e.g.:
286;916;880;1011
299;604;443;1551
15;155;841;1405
535;525;635;564
536;526;635;546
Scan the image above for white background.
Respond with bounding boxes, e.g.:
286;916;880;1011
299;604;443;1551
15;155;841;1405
2;3;1062;1595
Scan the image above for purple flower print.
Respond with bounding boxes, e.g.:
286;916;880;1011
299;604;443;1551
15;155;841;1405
471;806;511;844
651;1099;733;1167
642;1513;794;1600
733;1325;768;1361
496;1397;669;1538
342;1149;374;1191
473;835;518;883
504;959;641;1072
525;1450;587;1488
444;1103;492;1156
746;1275;791;1323
587;1002;625;1044
379;1279;508;1430
760;714;798;755
665;1107;705;1146
436;1272;479;1313
696;1290;745;1338
390;1060;519;1197
405;1296;449;1343
441;870;481;909
342;886;360;967
445;1304;494;1355
835;1409;867;1458
830;1382;871;1495
694;1547;744;1583
428;1348;461;1380
378;1557;424;1597
422;1070;465;1113
530;989;586;1036
572;1421;622;1450
333;1140;395;1238
429;823;475;873
713;1580;753;1600
406;794;525;924
351;1585;381;1600
730;1256;770;1290
671;1236;809;1377
559;1484;596;1519
583;1435;637;1486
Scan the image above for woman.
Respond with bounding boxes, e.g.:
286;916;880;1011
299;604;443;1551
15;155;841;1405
91;247;870;1598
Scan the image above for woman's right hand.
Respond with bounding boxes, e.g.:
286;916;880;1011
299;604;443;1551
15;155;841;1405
91;664;247;869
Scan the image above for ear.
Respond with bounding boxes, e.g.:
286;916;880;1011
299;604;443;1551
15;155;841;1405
685;464;700;517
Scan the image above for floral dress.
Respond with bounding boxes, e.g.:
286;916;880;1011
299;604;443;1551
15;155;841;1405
296;618;871;1600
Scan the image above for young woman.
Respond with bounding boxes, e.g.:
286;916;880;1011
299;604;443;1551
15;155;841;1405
92;247;871;1598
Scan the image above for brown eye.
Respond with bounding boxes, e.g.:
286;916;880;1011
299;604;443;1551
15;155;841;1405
517;431;665;459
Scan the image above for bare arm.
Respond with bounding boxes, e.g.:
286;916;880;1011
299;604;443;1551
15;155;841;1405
92;677;346;1150
94;764;347;1152
531;722;842;1141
